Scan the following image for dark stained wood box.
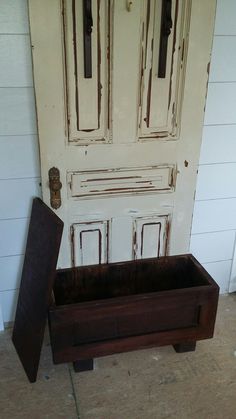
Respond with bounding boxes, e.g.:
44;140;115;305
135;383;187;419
50;255;219;366
12;199;219;382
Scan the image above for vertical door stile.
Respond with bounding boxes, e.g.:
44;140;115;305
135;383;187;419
29;0;216;268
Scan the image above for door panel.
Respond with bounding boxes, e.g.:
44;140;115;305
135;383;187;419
29;0;216;268
139;0;190;139
64;0;109;142
72;220;109;265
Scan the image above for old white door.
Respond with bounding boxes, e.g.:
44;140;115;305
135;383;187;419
29;0;216;268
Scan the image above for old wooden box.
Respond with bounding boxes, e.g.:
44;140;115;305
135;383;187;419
12;199;219;382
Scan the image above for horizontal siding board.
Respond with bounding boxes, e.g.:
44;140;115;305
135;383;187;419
0;289;19;323
195;163;236;200
0;35;33;87
191;199;236;234
0;304;3;330
0;255;24;291
190;230;235;263
214;0;236;35
202;260;232;294
0;218;29;257
200;125;236;164
204;83;236;125
0;0;29;34
209;36;236;82
0;88;37;135
0;178;41;219
0;135;40;179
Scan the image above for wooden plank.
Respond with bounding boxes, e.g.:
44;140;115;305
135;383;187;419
0;88;37;136
0;289;19;324
196;163;236;200
190;230;235;263
0;135;40;179
191;199;236;234
0;218;29;257
204;83;236;125
0;35;33;87
12;198;63;382
0;0;29;34
0;178;41;219
200;125;236;164
0;255;24;292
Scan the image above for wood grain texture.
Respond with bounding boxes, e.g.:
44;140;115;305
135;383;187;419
12;198;63;382
49;254;219;365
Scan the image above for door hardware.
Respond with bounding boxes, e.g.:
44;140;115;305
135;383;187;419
83;0;93;78
126;1;133;12
158;0;172;78
49;167;62;209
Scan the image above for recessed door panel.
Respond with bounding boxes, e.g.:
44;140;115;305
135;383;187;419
72;221;108;265
64;0;109;143
29;0;216;267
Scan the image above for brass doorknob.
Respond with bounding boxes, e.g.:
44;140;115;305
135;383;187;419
48;167;62;209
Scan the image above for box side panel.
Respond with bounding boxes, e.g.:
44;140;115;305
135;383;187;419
49;286;219;364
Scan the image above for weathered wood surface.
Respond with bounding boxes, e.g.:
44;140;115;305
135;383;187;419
12;198;63;382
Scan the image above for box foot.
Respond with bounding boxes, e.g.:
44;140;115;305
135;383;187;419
173;342;196;353
73;359;94;372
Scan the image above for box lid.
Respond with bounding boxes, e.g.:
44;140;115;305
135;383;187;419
12;198;63;382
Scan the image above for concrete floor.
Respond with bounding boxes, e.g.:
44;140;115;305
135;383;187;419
1;294;236;419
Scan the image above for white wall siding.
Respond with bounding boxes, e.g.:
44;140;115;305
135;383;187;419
0;0;235;322
0;1;41;324
190;0;236;293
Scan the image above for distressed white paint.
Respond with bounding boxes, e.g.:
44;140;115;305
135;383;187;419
29;0;216;267
134;215;168;259
0;0;234;321
69;166;174;198
72;221;108;266
191;0;236;293
65;0;109;142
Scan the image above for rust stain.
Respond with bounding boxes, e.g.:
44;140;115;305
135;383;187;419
79;228;102;264
168;0;179;111
72;0;80;131
62;1;70;136
107;0;111;131
141;222;162;257
97;0;101;130
164;218;171;256
70;226;75;266
145;0;151;64
207;61;211;75
145;67;152;127
84;175;140;182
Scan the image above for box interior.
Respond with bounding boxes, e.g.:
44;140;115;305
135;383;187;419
53;256;210;306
